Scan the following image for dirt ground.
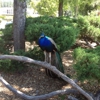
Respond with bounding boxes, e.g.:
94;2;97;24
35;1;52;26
0;50;75;100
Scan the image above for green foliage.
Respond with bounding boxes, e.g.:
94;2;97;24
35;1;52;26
3;15;100;52
25;16;79;52
1;14;100;78
30;0;39;11
73;46;100;82
2;24;13;40
29;0;99;16
0;16;13;21
0;59;27;72
77;16;90;36
0;15;5;20
89;16;100;28
31;0;58;16
78;0;94;15
30;0;58;16
0;24;13;53
0;38;7;53
0;47;44;72
58;95;66;100
68;0;97;15
0;16;79;72
23;47;44;61
87;16;100;41
77;15;100;42
0;60;11;71
1;15;100;53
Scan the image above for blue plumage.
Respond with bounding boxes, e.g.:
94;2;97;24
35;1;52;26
38;33;64;78
38;33;57;52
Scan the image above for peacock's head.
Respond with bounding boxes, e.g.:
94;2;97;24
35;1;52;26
39;32;45;38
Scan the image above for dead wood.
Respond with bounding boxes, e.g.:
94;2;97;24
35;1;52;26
0;55;94;100
68;96;79;100
0;76;80;100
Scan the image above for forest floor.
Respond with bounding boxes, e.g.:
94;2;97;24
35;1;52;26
0;41;100;100
0;49;75;100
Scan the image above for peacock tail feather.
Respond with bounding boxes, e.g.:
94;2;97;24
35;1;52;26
45;51;64;78
55;52;64;73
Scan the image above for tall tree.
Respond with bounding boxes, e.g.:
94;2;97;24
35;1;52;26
68;0;97;16
30;0;66;16
13;0;26;51
68;0;80;17
58;0;63;16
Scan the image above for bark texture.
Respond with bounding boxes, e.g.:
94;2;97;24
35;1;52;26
58;0;63;16
13;0;26;51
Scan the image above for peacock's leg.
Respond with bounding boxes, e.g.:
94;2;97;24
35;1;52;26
49;52;51;64
44;51;46;62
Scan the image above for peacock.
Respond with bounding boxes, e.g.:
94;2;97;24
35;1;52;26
38;32;64;78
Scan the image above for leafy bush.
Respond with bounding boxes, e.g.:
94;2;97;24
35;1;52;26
2;24;13;40
77;16;100;42
0;24;13;53
0;37;6;53
1;15;100;73
25;16;79;52
1;16;100;53
0;47;44;72
0;16;79;53
0;59;27;72
73;46;100;82
13;47;44;61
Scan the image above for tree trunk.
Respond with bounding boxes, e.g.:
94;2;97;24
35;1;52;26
13;0;26;51
58;0;63;16
74;6;78;18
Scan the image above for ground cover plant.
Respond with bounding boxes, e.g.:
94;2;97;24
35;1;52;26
73;46;100;82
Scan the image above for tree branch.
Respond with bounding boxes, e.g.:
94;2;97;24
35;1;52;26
0;75;80;100
0;55;93;100
68;96;79;100
84;38;95;48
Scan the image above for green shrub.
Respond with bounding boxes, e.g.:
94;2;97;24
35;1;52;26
0;47;44;72
0;24;13;53
0;16;79;72
13;47;44;61
73;46;100;82
77;16;100;42
0;59;27;73
77;16;90;36
88;16;100;28
0;38;6;53
1;15;100;53
25;16;79;52
2;24;13;40
0;16;79;53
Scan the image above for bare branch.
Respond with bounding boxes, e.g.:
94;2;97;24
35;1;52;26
0;75;80;100
68;96;79;100
84;38;95;48
0;55;93;100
